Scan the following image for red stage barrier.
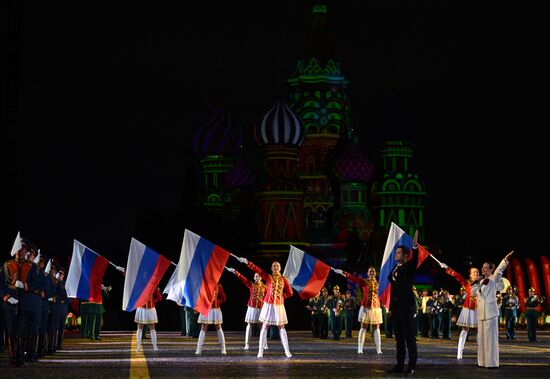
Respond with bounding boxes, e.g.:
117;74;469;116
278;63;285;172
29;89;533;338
511;258;526;313
540;256;550;313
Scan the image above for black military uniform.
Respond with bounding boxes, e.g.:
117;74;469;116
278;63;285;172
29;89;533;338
525;288;542;342
48;265;69;352
326;286;344;340
318;288;329;339
503;287;519;340
306;294;321;338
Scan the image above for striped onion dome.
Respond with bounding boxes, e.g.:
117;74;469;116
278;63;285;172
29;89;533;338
254;100;305;147
333;141;375;182
192;103;242;156
226;157;255;190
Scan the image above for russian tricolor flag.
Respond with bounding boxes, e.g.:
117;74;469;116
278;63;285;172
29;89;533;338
283;245;330;300
167;229;229;316
378;222;429;309
122;238;171;312
66;240;110;302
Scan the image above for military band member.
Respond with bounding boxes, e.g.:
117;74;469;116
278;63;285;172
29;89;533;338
318;287;330;339
225;266;267;350
195;283;227;355
36;255;56;359
426;290;441;339
343;290;356;338
326;285;344;340
502;286;519;340
306;292;321;338
525;287;543;342
333;266;383;354
439;290;454;340
237;257;293;358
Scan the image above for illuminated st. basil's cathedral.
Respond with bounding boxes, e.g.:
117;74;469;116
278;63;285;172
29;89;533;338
191;3;427;268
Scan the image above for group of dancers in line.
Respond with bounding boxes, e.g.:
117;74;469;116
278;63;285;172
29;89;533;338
131;240;516;371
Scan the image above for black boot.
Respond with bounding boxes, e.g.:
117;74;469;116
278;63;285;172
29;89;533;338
56;328;64;350
7;336;16;367
15;336;25;367
46;332;55;354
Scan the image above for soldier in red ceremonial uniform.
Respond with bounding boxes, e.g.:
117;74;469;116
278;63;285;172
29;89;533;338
237;257;293;358
195;283;227;355
2;239;29;367
134;287;163;352
225;266;267;350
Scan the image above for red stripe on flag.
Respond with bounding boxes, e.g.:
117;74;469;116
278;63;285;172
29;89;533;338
300;259;330;300
134;255;171;310
88;255;110;303
195;245;230;316
416;245;430;269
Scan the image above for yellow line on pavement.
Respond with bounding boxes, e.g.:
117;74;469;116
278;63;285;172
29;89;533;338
130;333;150;379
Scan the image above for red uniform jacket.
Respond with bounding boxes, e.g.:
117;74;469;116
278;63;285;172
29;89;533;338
247;262;292;305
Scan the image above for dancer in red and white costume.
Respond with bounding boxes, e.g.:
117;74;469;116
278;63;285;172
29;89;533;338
333;267;383;354
225;266;268;350
195;283;227;355
134;287;163;352
440;264;479;359
237;257;293;358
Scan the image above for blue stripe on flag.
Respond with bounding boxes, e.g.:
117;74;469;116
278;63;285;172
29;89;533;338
77;248;97;299
378;233;413;296
182;237;214;307
126;246;159;310
292;253;318;294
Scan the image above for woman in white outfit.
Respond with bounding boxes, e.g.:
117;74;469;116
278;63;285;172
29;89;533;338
333;267;383;354
195;283;227;355
225;267;268;350
135;287;162;352
237;257;293;358
471;251;513;368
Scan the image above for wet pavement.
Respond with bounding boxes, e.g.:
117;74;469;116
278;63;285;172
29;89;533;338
1;329;548;378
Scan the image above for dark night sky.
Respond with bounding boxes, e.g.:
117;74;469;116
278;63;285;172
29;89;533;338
3;2;550;271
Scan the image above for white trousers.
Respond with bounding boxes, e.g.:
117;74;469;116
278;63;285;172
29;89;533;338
477;316;499;368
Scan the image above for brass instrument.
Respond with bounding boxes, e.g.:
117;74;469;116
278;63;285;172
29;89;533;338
334;297;343;317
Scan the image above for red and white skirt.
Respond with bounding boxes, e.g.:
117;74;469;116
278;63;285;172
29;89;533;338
135;307;158;325
245;306;262;323
259;303;288;326
457;307;477;328
198;307;223;325
358;306;383;325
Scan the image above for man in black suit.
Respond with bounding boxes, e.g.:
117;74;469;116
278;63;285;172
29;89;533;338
388;230;419;376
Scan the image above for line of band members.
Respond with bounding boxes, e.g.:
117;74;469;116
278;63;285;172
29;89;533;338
305;285;544;341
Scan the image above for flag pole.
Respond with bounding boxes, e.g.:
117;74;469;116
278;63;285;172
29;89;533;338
171;261;177;267
230;253;240;260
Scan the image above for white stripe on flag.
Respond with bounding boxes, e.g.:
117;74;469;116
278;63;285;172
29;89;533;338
283;245;305;285
66;240;85;298
122;238;146;310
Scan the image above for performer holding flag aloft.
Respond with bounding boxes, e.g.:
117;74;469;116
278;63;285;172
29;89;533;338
436;261;480;360
332;266;383;355
234;256;293;358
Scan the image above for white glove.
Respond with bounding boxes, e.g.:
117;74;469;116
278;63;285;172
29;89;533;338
225;267;236;274
116;266;126;273
331;268;344;275
237;257;248;264
7;297;19;305
48;297;55;302
15;280;24;289
440;262;449;270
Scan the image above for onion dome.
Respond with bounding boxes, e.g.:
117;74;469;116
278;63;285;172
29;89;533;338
333;141;375;182
226;157;255;190
254;100;305;148
192;103;242;156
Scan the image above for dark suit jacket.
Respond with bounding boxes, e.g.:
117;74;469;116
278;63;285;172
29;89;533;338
388;247;419;312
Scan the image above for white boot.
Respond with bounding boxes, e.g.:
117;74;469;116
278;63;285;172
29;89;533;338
279;328;292;358
457;330;467;359
357;328;366;354
244;324;251;350
151;329;158;351
217;329;227;355
374;328;382;354
136;328;142;352
257;327;267;358
195;330;205;355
